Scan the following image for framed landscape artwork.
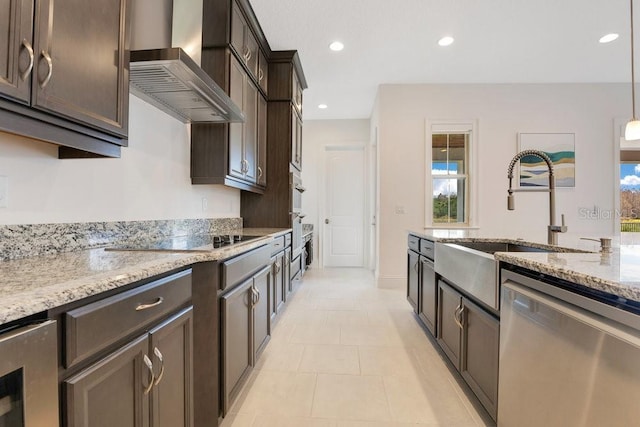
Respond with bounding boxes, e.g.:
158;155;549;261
517;132;575;188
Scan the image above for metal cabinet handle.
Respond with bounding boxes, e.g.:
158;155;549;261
257;166;263;178
258;68;264;81
275;261;281;274
39;50;53;88
413;261;419;273
142;354;155;395
453;304;464;329
246;48;252;62
136;297;164;311
153;347;165;386
20;39;34;81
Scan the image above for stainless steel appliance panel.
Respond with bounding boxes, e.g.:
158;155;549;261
499;280;640;427
0;320;58;426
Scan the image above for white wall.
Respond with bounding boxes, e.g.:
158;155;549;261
376;83;628;285
0;95;240;224
301;119;371;268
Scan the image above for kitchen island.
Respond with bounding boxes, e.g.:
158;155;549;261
407;229;640;426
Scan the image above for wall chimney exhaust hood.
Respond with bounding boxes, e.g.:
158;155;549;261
128;0;244;123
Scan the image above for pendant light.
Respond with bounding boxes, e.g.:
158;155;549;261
626;0;640;140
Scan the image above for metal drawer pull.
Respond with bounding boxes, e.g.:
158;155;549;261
143;354;155;395
20;39;34;81
258;166;263;178
39;51;53;88
135;297;164;311
153;347;165;386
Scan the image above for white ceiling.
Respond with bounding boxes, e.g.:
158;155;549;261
248;0;632;120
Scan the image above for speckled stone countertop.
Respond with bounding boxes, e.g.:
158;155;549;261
409;229;640;303
0;228;289;325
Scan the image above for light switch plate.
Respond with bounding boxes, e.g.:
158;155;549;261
0;176;7;208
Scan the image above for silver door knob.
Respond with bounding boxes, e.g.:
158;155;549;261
325;219;330;224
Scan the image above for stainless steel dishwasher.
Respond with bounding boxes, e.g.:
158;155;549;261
499;268;640;427
0;319;58;426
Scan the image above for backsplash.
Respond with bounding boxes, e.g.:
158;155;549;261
0;218;242;261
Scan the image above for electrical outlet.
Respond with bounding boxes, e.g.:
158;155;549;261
0;176;7;208
395;205;405;214
202;197;208;212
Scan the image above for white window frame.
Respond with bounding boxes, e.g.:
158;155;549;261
425;119;479;229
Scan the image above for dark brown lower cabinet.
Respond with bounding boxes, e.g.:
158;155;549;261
437;280;461;367
270;251;285;323
436;280;498;421
460;297;499;420
221;265;271;415
65;307;193;427
418;256;436;335
407;250;420;312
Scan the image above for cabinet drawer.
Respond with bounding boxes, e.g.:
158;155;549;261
284;233;292;248
420;239;435;259
64;269;192;368
271;236;285;256
408;234;420;252
221;244;270;291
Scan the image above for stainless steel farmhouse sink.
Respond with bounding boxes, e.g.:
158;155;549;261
435;241;587;311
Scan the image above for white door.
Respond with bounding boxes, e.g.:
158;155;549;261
323;145;365;267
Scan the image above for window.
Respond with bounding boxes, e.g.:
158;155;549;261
432;132;469;224
620;161;640;232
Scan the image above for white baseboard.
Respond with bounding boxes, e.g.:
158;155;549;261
376;275;405;289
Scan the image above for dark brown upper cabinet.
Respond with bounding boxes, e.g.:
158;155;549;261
0;0;34;104
0;0;130;158
192;0;269;192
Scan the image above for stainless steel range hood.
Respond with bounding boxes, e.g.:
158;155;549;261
128;0;244;123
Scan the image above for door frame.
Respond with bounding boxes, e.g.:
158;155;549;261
319;143;370;268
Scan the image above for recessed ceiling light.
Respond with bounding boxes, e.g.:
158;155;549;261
318;104;328;109
599;33;619;43
438;36;454;47
329;41;344;51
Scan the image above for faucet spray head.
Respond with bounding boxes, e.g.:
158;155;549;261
507;192;515;210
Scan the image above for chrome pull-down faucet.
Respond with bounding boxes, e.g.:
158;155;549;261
507;149;567;245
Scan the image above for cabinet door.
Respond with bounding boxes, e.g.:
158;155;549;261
228;56;246;179
437;280;462;369
284;247;292;297
418;256;436;335
243;79;258;183
244;27;258;79
32;0;129;136
257;93;267;187
257;49;268;94
229;2;244;58
460;297;499;420
291;108;302;170
149;308;194;427
65;334;150;427
221;278;253;414
270;252;284;319
407;250;419;312
253;266;271;361
0;0;33;104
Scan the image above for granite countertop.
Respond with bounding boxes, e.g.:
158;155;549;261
409;229;640;303
0;228;289;325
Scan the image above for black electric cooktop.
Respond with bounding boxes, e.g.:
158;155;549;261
106;234;265;252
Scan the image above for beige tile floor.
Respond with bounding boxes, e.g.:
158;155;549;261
221;268;494;427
